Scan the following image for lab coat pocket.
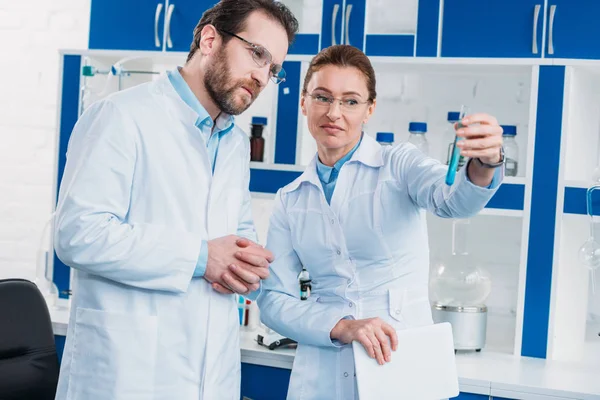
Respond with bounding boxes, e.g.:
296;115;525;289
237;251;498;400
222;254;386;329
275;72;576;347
68;307;158;400
388;288;433;329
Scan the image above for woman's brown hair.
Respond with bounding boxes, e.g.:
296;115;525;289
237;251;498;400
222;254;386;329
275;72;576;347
302;45;377;102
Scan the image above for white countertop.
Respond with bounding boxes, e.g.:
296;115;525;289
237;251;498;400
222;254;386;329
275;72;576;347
50;302;600;399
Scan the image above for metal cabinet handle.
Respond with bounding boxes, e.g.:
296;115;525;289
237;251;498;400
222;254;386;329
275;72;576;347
154;3;164;48
345;4;353;45
165;3;175;49
332;4;339;46
548;4;557;55
532;4;541;54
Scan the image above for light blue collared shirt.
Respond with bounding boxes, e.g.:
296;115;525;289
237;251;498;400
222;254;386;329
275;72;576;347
316;138;362;204
167;67;236;278
167;67;234;173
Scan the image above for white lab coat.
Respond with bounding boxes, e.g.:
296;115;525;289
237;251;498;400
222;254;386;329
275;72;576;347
53;74;256;400
257;134;502;400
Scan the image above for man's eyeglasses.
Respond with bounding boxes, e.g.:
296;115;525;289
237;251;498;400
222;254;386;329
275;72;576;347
219;29;286;84
306;92;371;112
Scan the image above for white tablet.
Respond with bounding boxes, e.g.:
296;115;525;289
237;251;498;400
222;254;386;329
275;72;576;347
353;322;459;400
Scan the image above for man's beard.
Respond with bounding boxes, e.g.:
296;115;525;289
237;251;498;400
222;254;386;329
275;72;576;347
204;48;260;116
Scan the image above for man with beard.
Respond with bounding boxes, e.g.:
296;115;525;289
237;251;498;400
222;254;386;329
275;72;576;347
52;1;298;399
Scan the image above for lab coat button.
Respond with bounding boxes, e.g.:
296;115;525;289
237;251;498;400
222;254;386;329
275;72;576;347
344;372;349;377
330;219;335;224
349;302;353;308
336;250;341;255
395;309;401;315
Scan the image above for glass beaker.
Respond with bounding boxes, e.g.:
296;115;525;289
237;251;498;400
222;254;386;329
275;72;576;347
578;184;600;294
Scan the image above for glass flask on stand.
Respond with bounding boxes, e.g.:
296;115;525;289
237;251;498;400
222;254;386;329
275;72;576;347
430;219;491;351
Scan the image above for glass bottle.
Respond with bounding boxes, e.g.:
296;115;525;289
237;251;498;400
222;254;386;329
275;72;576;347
407;122;429;156
376;132;394;146
250;116;267;162
501;125;519;177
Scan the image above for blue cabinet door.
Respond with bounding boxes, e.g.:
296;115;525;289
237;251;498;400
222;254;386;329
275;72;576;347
166;0;214;52
441;0;544;58
452;393;488;399
241;363;291;400
321;0;344;49
344;0;365;50
545;0;600;59
89;0;165;51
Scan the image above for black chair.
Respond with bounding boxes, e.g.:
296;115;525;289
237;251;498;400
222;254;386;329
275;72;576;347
0;278;60;400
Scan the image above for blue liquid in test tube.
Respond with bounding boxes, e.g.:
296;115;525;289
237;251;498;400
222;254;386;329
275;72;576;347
445;105;470;186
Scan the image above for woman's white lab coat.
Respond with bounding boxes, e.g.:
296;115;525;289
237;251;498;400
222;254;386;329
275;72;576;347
53;74;255;400
257;134;502;400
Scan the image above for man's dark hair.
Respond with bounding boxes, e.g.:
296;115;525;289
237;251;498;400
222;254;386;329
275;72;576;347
186;0;298;63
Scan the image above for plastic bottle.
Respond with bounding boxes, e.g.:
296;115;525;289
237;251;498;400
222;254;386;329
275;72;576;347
250;117;267;162
407;122;429;155
376;132;394;146
501;125;519;177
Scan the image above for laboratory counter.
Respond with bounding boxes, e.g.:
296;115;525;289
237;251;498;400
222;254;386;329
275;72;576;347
50;302;600;400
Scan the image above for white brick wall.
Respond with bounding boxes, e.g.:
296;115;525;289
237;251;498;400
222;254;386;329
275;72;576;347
0;0;91;280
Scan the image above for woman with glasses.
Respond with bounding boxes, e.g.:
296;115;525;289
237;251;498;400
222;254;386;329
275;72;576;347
255;45;505;400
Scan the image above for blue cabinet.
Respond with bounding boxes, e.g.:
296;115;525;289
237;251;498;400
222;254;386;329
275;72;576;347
89;0;165;51
441;0;545;58
89;0;212;52
164;0;213;52
452;393;488;399
241;363;291;400
320;0;345;49
545;0;600;59
321;0;436;57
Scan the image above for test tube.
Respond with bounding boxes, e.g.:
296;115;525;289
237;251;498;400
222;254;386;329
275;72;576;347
445;105;470;186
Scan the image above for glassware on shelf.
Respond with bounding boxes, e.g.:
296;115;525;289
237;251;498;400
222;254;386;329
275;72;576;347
501;125;519;177
407;122;429;156
578;184;600;294
429;219;492;307
250;117;267;162
376;132;394;146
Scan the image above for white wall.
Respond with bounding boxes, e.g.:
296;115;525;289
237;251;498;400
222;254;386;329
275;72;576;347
0;0;91;280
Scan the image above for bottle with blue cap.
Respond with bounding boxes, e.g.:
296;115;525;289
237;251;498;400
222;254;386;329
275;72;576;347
376;132;394;146
407;122;429;156
250;116;267;162
446;111;466;170
501;125;518;176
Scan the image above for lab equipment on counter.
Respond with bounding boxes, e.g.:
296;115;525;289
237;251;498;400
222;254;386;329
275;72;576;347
256;331;298;350
353;322;459;400
578;184;600;294
376;132;394;146
406;122;429;156
250;117;267;162
501;125;519;177
446;106;470;186
430;219;491;351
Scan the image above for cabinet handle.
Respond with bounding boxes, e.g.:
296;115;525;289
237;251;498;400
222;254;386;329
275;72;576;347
331;4;339;45
345;4;353;45
165;3;175;49
548;4;557;55
532;4;540;54
154;3;164;48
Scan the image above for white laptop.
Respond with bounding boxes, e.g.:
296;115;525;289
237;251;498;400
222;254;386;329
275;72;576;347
353;322;459;400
